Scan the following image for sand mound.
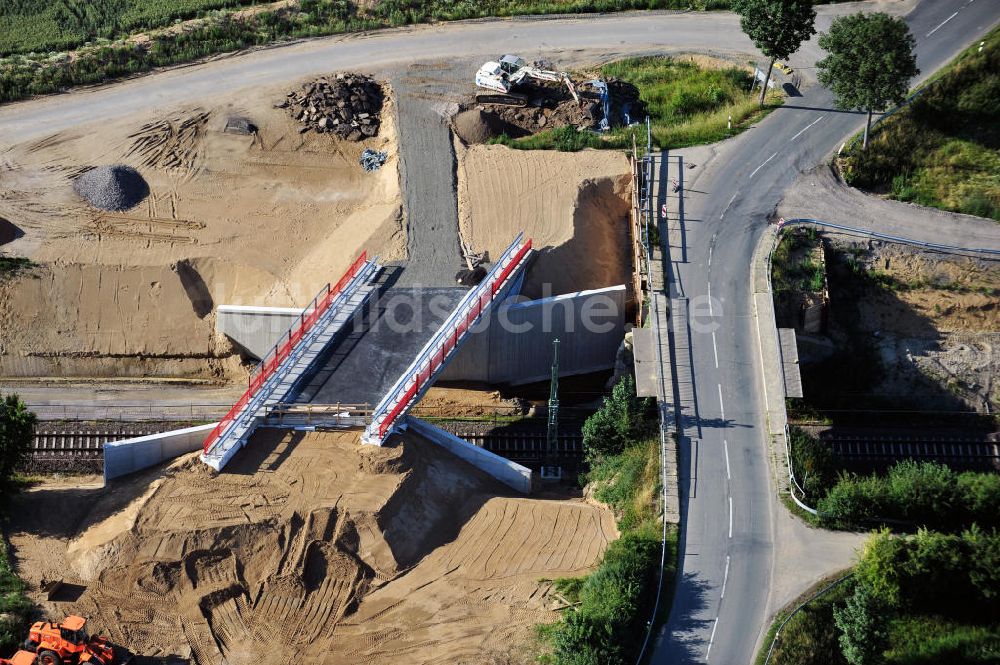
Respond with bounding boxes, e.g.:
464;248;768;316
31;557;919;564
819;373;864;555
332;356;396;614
452;109;524;144
73;165;149;212
457;143;632;298
10;430;614;663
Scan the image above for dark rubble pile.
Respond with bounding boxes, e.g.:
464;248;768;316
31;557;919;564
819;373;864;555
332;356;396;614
278;73;384;141
479;78;643;136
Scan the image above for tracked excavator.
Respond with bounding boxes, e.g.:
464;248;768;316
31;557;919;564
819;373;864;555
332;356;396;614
475;55;579;107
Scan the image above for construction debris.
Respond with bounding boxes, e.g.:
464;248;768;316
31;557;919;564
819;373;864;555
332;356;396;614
359;148;388;172
224;116;257;135
471;78;642;137
279;73;384;140
73;164;149;212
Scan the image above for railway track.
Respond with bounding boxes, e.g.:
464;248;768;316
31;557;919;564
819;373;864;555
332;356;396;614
435;423;584;461
810;429;1000;470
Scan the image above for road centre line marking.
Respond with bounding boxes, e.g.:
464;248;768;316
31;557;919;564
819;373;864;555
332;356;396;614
718;384;725;420
708;283;713;316
749;152;777;179
712;331;719;368
721;555;731;598
790;116;823;141
927;10;959;37
729;496;733;538
705;617;719;662
720;192;738;219
724;440;731;480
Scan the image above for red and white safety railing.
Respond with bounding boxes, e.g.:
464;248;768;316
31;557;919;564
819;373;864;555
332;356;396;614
202;252;370;458
363;233;533;445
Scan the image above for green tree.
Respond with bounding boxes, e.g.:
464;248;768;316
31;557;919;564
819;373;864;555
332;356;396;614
834;583;891;665
817;12;919;148
581;376;655;460
731;0;817;105
0;393;35;494
789;426;836;498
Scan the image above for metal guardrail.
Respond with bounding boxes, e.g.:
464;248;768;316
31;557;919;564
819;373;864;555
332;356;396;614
780;218;1000;258
635;116;673;665
363;233;533;444
202;252;371;456
762;573;854;665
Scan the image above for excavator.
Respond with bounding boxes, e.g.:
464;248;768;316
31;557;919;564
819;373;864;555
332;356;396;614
475;55;579;107
22;616;122;665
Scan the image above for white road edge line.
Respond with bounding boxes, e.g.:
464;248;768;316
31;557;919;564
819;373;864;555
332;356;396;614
790;116;822;141
721;555;731;598
712;331;720;368
718;384;725;421
748;152;777;179
724;439;731;480
926;10;959;37
729;495;733;538
705;617;719;662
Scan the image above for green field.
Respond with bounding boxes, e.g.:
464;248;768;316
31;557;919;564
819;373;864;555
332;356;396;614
839;25;1000;221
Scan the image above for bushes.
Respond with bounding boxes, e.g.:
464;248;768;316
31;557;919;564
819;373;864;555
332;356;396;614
0;539;32;656
854;528;1000;621
551;533;662;665
0;394;35;497
543;376;671;665
818;460;1000;531
789;426;836;498
581;375;656;460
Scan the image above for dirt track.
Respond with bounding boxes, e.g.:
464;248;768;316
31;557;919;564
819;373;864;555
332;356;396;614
8;430;615;664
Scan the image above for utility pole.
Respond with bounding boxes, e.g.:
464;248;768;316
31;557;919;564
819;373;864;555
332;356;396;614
542;338;561;480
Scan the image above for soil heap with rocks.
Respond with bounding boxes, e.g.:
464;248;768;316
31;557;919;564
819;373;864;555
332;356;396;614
475;78;643;137
278;73;384;141
73;164;150;212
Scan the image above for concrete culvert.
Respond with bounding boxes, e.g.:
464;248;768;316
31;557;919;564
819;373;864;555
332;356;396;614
73;164;149;212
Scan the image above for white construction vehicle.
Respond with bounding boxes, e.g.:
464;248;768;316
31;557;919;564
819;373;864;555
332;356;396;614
475;55;579;107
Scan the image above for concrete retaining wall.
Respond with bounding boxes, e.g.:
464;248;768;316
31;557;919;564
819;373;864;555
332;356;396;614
218;286;627;385
216;305;302;358
440;284;627;385
406;417;533;494
104;423;217;482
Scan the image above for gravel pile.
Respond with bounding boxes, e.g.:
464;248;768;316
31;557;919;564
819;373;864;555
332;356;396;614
452;109;525;144
277;73;384;141
73;164;149;212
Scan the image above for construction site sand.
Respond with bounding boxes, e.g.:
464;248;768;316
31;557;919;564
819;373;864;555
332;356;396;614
0;81;405;379
8;430;616;664
455;143;632;299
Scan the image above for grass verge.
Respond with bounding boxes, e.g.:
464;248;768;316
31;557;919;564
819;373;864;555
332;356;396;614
538;437;678;665
0;537;32;655
837;25;1000;221
495;55;782;152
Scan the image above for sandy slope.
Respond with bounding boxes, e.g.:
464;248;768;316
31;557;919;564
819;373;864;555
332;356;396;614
8;430;615;664
0;81;405;379
455;143;632;299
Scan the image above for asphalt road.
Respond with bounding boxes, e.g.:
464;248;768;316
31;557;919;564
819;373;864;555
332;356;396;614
1;2;998;664
652;1;1000;663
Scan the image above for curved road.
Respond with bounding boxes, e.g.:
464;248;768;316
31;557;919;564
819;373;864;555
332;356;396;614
653;2;1000;663
0;3;997;664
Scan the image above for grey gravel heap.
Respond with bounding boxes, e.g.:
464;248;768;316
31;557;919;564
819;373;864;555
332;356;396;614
278;73;383;141
73;164;149;212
